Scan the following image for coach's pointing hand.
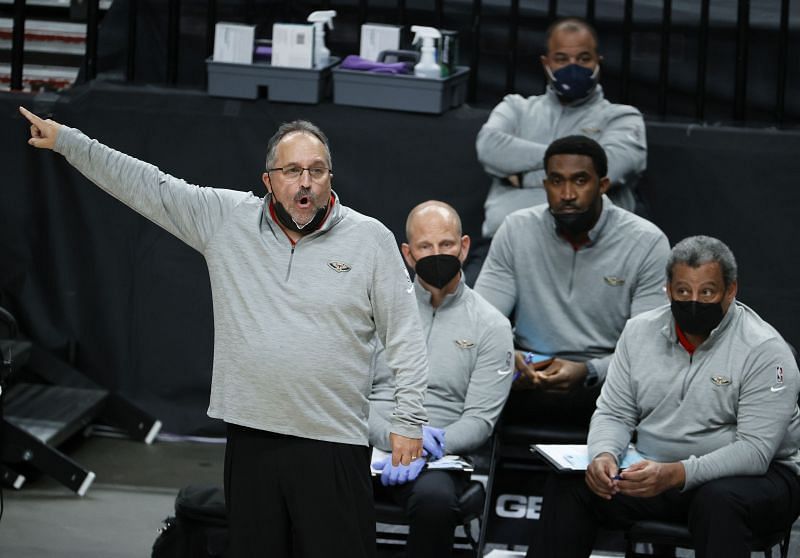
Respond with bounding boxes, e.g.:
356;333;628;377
19;106;61;150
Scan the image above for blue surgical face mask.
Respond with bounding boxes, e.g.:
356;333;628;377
546;63;599;101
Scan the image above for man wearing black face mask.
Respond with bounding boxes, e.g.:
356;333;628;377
531;235;800;557
467;17;646;285
476;135;669;394
368;201;514;558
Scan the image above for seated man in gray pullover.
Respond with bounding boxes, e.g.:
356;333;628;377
475;135;669;399
20;107;429;558
369;201;514;558
530;236;800;558
466;17;646;284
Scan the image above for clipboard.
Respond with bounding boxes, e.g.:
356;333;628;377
532;443;644;472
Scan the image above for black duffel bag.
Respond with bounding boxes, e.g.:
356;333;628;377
152;484;228;558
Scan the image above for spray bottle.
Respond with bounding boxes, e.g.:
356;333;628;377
410;25;441;79
307;10;337;68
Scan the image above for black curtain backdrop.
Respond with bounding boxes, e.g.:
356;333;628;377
2;83;798;434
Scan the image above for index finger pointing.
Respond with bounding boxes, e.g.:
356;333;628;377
19;106;43;125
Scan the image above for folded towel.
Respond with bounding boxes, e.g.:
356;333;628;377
339;55;413;75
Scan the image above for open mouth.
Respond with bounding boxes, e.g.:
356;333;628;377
296;195;311;208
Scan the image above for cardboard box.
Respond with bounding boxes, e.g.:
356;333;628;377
332;66;470;114
359;23;401;62
212;22;256;64
271;23;315;69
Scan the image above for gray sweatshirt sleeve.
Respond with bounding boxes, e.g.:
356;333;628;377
630;233;671;318
585;354;613;385
473;221;517;318
599;106;648;191
587;324;639;463
445;316;515;455
54;126;244;252
680;338;800;490
371;229;429;439
368;397;395;452
476;95;548;180
367;344;398;452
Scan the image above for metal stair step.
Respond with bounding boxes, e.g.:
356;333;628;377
5;382;109;447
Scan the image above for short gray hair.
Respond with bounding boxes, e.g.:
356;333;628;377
265;120;332;170
666;235;738;287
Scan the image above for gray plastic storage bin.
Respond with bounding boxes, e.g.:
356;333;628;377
332;66;470;114
206;57;340;104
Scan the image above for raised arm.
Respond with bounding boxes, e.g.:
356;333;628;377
20;106;245;252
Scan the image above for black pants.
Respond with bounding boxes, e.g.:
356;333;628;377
373;470;469;558
528;462;800;558
224;423;376;558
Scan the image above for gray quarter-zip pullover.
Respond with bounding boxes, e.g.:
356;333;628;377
369;276;514;455
54;126;428;445
475;196;669;383
476;86;646;237
589;302;800;490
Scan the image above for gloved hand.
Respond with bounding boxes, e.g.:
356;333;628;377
373;455;426;486
422;426;446;460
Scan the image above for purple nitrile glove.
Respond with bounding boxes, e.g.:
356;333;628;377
422;426;446;460
339;55;412;75
372;455;427;486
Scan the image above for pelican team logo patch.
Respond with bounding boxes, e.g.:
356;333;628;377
455;339;475;349
327;261;351;273
604;276;625;286
710;375;731;386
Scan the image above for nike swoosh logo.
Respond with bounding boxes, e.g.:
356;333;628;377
771;385;787;393
497;369;513;376
406;285;414;294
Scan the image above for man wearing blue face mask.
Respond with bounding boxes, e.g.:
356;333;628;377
467;17;646;284
369;201;514;558
529;235;800;557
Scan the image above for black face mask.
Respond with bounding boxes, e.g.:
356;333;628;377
414;254;461;289
271;196;329;236
671;300;725;336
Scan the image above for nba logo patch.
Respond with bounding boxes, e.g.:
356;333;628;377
771;366;787;393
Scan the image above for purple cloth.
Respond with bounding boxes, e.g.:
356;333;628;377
254;46;272;56
339;55;412;75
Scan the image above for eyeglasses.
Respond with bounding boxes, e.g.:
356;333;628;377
267;166;332;182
